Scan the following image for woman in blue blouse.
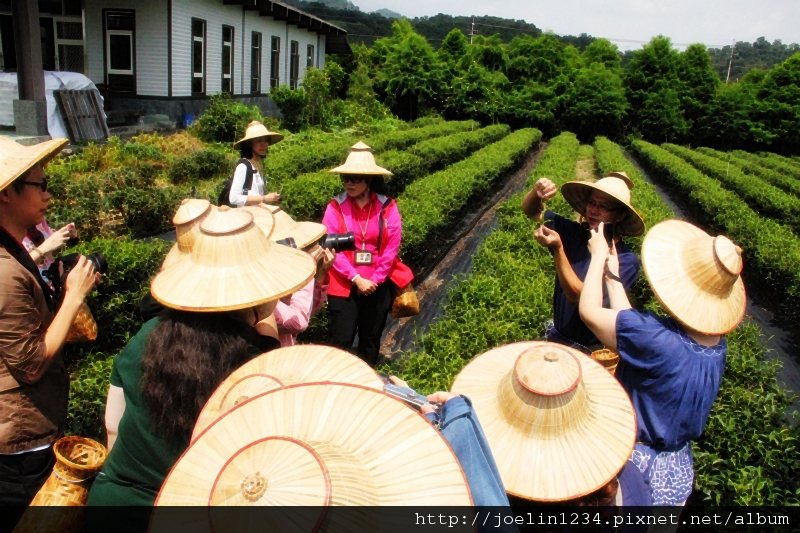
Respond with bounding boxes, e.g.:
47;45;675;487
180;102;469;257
579;219;746;506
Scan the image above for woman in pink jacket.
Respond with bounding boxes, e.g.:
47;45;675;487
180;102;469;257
322;142;413;366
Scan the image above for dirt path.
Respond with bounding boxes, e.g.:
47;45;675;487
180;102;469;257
380;144;548;359
575;146;599;181
623;150;800;411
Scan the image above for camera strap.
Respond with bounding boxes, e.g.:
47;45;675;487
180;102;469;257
0;227;54;312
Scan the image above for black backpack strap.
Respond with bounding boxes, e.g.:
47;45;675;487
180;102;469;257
376;198;393;252
240;159;254;194
0;228;54;312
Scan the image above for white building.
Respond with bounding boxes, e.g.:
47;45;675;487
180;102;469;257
0;0;350;119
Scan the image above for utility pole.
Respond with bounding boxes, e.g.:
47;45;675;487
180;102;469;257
470;17;475;44
726;39;736;84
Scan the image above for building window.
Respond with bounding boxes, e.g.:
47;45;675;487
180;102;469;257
289;40;299;89
104;10;135;92
222;25;234;93
55;18;85;73
251;32;262;94
270;36;280;89
191;19;206;95
307;44;314;69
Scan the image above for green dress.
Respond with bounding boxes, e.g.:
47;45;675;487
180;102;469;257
88;318;275;509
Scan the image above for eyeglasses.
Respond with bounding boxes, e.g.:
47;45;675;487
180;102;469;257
586;197;619;213
22;178;48;193
341;176;365;184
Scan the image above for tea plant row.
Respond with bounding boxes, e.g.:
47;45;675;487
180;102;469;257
696;147;800;198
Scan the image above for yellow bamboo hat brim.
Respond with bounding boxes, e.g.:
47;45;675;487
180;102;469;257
233;121;284;149
261;204;326;250
451;341;636;502
642;220;746;335
242;204;276;239
328;141;392;176
561;175;645;237
151;206;315;311
154;383;472;520
192;345;384;441
0;137;68;192
161;244;184;270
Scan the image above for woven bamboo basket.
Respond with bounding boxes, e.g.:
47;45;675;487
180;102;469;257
13;437;107;533
65;301;98;343
591;348;620;375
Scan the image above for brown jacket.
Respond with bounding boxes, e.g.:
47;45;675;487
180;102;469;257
0;246;68;453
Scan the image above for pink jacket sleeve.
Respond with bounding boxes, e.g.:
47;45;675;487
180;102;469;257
273;281;314;334
311;279;328;316
322;203;359;282
371;204;402;284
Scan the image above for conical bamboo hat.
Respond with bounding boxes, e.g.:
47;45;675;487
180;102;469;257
328;141;392;176
262;204;326;250
561;174;645;236
242;204;276;239
151;206;315;311
173;199;213;252
451;342;636;502
161;244;183;270
193;345;384;441
233;121;284;148
642;220;745;335
154;383;471;528
0;136;68;192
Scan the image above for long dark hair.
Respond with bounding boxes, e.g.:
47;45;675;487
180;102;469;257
140;310;256;440
368;175;388;196
239;143;254;159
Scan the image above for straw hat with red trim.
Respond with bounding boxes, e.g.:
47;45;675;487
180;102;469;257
151;206;315;311
451;341;636;502
162;199;214;270
233;121;284;149
154;383;472;522
328;141;392;176
192;345;384;440
0;137;68;193
642;220;745;335
561;172;645;236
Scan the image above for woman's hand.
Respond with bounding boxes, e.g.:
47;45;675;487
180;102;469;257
315;248;336;283
64;255;101;301
421;392;459;415
39;223;77;256
263;192;281;204
533;224;562;250
533;178;557;200
588;222;610;259
354;276;377;295
605;241;621;280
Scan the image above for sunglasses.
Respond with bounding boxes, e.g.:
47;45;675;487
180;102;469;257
341;176;366;184
22;178;48;193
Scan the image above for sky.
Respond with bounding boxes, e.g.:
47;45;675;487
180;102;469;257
355;0;800;50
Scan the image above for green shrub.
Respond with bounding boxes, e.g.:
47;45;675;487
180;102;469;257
67;353;114;442
61;236;170;365
664;144;800;234
632;140;800;322
168;148;232;184
698;147;800;198
192;92;278;144
270;86;308;133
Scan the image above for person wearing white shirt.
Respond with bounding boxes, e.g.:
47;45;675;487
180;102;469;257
229;121;284;207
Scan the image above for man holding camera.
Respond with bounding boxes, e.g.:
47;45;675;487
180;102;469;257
0;138;101;510
522;172;644;353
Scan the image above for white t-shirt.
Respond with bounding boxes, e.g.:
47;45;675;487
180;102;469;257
228;161;266;207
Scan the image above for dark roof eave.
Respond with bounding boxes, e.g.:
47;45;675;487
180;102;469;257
250;0;348;35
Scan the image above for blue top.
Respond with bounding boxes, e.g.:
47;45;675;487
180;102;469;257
615;309;727;449
544;210;640;347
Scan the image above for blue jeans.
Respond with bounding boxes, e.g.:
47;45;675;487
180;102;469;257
425;396;510;508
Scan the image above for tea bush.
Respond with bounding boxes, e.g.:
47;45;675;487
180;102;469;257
631;140;800;322
67;353;114;441
282;124;511;221
664;144;800;234
697;147;800;198
167;147;232;185
191;92;279;144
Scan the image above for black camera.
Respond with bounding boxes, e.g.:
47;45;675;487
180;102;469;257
45;253;108;294
318;232;356;252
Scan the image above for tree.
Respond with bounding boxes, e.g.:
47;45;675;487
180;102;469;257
438;28;469;67
582;38;621;71
444;62;508;124
753;53;800;154
462;35;508;72
694;82;757;150
625;36;689;142
560;62;628;141
301;67;331;127
679;43;720;131
374;20;441;120
506;34;571;85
